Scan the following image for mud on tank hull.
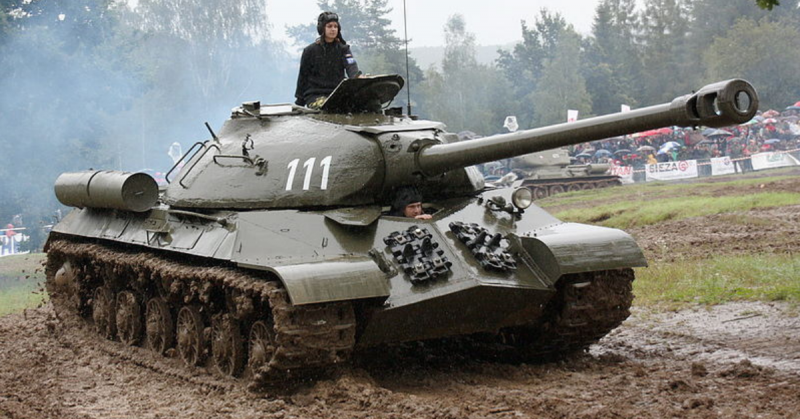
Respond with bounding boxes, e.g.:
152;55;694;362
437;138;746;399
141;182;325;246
45;187;645;387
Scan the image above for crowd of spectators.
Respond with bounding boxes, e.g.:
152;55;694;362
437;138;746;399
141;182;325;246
568;105;800;168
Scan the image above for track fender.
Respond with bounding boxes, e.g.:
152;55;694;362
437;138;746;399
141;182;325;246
516;222;647;283
250;258;391;305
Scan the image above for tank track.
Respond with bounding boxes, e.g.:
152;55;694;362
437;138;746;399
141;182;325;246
45;236;356;388
499;268;634;356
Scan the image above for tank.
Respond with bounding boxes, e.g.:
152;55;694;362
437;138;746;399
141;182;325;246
44;76;758;387
506;148;621;198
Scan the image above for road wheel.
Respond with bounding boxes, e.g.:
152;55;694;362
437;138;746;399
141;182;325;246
116;291;143;346
248;319;277;374
549;185;565;196
531;186;548;200
566;183;582;192
177;306;205;367
93;286;117;340
212;314;245;377
146;297;174;355
581;183;596;190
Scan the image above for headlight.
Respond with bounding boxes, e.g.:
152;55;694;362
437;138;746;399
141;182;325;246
511;187;533;210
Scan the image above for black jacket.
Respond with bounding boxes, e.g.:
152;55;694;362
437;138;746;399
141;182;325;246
295;39;360;106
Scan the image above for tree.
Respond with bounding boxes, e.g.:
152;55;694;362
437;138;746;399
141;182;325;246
704;18;800;110
496;10;568;128
417;14;514;135
583;0;641;115
638;0;693;103
530;28;593;126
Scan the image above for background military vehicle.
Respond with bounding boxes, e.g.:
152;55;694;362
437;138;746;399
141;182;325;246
45;76;758;387
507;148;620;199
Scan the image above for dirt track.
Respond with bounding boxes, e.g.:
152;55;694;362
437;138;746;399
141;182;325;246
2;184;799;418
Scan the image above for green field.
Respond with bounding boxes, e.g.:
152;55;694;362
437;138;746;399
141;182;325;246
0;254;47;316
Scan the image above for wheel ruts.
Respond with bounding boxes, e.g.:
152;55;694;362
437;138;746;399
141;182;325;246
248;319;277;374
116;291;143;345
211;314;245;377
146;297;174;355
93;286;117;339
177;306;205;367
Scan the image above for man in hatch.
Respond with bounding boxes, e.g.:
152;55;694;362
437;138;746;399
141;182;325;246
295;12;362;109
391;186;432;220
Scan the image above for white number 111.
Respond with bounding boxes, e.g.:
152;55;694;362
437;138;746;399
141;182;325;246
285;156;332;191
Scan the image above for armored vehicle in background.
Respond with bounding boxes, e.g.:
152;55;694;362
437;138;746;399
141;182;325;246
508;148;620;199
45;76;758;387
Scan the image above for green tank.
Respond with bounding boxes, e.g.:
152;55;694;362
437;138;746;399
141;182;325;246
45;76;758;387
506;148;621;198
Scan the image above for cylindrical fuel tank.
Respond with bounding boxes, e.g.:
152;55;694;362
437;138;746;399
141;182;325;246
55;170;158;212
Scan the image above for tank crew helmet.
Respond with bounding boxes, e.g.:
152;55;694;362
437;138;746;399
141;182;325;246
391;186;423;215
317;11;344;42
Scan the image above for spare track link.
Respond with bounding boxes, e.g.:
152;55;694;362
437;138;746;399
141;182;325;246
503;268;634;356
45;237;356;387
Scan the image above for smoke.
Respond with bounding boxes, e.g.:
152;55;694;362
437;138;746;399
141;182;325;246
0;0;297;248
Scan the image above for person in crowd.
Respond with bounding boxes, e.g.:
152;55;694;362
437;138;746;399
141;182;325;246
295;11;363;109
4;224;16;255
391;186;432;220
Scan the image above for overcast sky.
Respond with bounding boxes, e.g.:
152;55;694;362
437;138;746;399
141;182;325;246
269;0;605;47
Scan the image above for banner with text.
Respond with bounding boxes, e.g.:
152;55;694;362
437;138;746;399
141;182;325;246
710;156;736;176
751;152;800;171
609;163;635;184
646;160;698;182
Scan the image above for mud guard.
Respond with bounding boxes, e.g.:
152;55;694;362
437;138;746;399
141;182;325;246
258;258;390;305
516;222;647;283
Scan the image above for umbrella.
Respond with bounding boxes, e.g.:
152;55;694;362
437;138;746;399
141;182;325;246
575;153;593;158
701;128;716;136
764;139;782;144
786;106;800;111
782;115;799;122
656;148;670;155
696;139;713;145
594;149;613;157
706;129;733;137
637;145;656;152
741;118;760;126
614;149;632;155
763;118;778;124
662;141;681;149
763;109;780;118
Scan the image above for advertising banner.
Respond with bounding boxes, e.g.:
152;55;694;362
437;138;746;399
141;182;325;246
751;152;800;171
609;163;635;184
710;156;736;176
646;160;698;182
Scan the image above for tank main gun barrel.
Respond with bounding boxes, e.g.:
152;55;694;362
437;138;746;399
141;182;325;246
417;79;758;176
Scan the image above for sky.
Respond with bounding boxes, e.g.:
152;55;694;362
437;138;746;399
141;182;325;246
268;0;605;48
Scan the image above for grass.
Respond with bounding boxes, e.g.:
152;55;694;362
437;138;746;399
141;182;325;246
633;254;800;309
553;192;799;229
0;253;47;316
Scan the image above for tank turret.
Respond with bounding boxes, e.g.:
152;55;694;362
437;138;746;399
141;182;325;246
159;78;756;210
45;75;758;388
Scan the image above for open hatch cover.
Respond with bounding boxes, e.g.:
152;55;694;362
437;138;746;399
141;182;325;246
320;74;404;113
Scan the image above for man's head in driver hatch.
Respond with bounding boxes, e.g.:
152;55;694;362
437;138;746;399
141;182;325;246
392;186;432;220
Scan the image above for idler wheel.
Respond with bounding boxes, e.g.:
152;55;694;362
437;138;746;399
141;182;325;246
177;306;205;367
116;291;143;345
53;261;81;314
93;286;117;340
145;297;174;355
211;314;245;377
248;319;277;374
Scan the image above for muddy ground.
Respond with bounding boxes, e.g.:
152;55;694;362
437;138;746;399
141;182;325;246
1;174;799;419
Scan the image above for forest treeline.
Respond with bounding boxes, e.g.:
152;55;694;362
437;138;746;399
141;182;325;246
0;0;798;247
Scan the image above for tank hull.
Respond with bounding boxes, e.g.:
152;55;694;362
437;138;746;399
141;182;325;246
45;187;644;385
